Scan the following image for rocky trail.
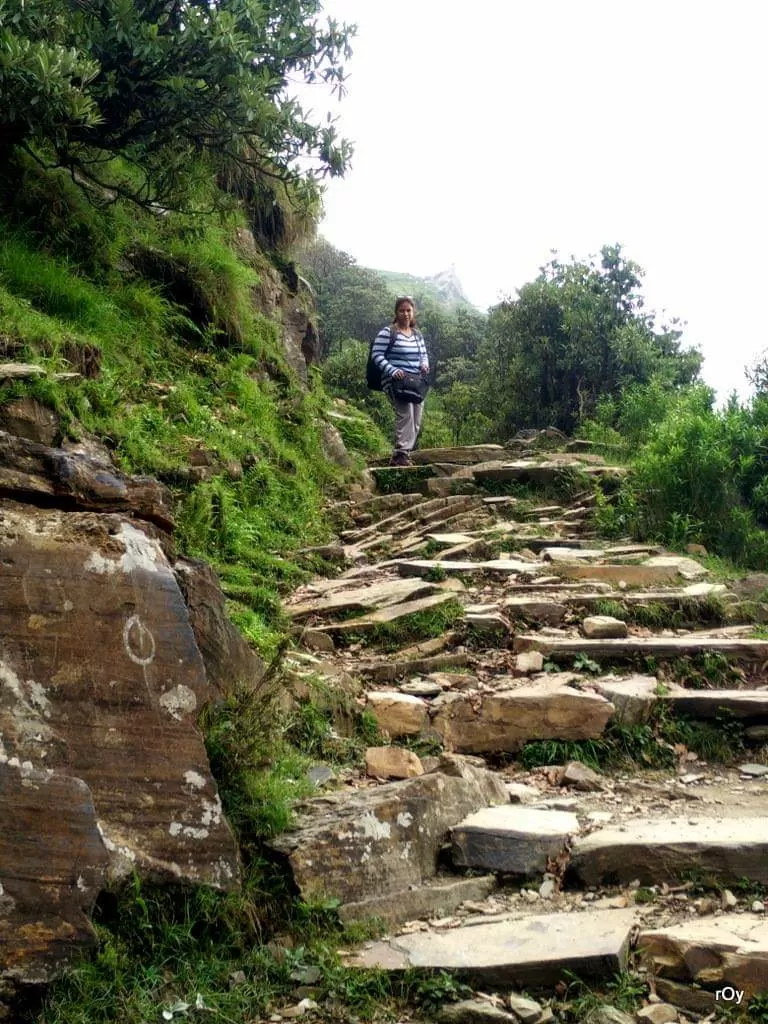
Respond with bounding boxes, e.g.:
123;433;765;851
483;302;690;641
272;438;768;1023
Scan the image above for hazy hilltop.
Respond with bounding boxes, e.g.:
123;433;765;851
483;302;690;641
374;264;474;310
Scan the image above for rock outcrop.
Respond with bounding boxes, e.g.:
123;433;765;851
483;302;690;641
0;435;243;993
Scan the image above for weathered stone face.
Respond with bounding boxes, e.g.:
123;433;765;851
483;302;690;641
0;431;173;530
0;501;240;986
174;557;264;693
430;676;615;754
0;763;108;984
268;756;508;913
638;915;768;999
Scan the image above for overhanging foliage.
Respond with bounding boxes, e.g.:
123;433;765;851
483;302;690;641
0;0;354;211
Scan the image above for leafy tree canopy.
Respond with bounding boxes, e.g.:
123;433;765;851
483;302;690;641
0;0;354;210
481;244;702;435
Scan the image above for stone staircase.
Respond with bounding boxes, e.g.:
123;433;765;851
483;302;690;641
273;442;768;1022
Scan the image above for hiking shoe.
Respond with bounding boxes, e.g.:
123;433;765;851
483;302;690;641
389;451;410;467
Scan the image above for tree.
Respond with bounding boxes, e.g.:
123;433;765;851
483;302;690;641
299;238;392;354
0;0;354;210
479;245;702;437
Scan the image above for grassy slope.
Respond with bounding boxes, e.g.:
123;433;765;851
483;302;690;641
0;169;357;657
0;167;405;1021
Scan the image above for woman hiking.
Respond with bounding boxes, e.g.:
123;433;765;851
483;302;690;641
371;296;430;466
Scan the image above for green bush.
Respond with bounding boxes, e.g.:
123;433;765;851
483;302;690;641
608;388;768;567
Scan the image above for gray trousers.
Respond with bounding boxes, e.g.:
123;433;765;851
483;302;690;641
388;392;424;453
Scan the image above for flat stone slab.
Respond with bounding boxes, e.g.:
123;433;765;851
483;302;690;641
547;563;683;586
0;362;45;379
430;676;615;753
638;914;768;999
661;686;768;721
396;558;538;578
410;445;507;466
542;547;606;562
285;577;441;618
452;806;579;875
513;635;768;661
338;875;497;927
562;586;729;610
570;818;768;887
425;532;477;546
358;652;470;683
319;590;462;633
472;461;628;486
347;909;637;986
644;555;708;580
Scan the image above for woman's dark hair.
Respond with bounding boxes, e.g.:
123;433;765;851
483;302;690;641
393;295;418;328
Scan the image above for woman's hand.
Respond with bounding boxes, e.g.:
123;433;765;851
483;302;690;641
392;369;406;380
420;363;429;375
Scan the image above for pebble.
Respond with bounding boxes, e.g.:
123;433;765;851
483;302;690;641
738;763;768;777
752;900;765;913
721;889;738;909
539;878;556;900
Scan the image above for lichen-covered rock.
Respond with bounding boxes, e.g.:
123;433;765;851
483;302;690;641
0;502;240;989
268;755;507;913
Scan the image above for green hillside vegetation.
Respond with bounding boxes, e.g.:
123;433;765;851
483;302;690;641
313;237;768;569
375;266;472;309
0;5;415;1021
4;4;768;1021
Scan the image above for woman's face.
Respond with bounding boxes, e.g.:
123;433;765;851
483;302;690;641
396;302;414;325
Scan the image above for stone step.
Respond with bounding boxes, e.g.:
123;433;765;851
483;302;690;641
285;577;446;619
451;805;578;876
358;650;469;683
396;558;541;579
638;914;768;1001
267;755;507;923
344;494;483;542
547;562;700;587
337;874;498;927
558;584;729;610
513;634;768;661
430;675;615;753
661;685;768;721
346;908;637;986
472;461;628;487
409;445;508;466
349;492;424;519
317;589;463;635
569;817;768;887
504;536;592;552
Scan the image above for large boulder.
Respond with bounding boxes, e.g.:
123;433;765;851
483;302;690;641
0;501;240;990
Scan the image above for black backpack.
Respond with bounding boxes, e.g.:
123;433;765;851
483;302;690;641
366;326;396;392
366;326;424;391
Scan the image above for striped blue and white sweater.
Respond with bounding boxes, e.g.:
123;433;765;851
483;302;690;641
371;325;429;385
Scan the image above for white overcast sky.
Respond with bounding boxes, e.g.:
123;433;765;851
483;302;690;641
302;0;767;401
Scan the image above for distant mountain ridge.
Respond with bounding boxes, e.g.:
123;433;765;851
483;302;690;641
372;264;472;310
